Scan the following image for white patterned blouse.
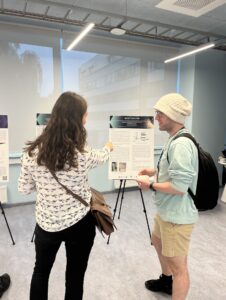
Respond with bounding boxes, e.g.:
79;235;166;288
18;146;110;232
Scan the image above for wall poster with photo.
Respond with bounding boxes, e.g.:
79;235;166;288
109;115;154;183
0;115;9;182
36;113;51;137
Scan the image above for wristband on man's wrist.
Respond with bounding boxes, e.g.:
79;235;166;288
149;181;156;192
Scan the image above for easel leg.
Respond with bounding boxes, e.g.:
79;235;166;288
107;182;152;246
139;188;152;244
0;202;15;245
31;228;35;242
107;179;124;244
118;179;126;219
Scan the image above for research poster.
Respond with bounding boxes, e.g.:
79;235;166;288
109;116;154;180
36;113;51;136
0;115;9;182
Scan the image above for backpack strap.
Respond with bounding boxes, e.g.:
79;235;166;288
167;132;199;201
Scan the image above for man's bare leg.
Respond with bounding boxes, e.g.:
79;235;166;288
165;256;189;300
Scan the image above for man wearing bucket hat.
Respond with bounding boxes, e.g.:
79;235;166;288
137;93;199;300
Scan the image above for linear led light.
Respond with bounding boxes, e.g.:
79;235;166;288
164;43;215;63
67;23;95;51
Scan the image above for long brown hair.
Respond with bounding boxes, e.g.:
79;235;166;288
25;91;87;171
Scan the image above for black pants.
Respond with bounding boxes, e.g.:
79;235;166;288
30;211;96;300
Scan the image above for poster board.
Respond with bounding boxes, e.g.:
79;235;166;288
36;113;51;136
0;115;9;182
109;116;154;184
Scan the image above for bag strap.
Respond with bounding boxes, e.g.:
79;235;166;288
49;170;89;207
165;132;198;201
157;127;186;181
171;132;199;150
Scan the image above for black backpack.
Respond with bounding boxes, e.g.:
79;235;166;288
168;133;219;211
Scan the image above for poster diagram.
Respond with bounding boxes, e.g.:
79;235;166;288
109;116;154;180
0;115;9;182
36;113;51;136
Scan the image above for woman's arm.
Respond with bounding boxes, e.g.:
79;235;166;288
85;142;113;170
18;153;36;194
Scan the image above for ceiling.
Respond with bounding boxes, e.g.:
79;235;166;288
1;0;226;51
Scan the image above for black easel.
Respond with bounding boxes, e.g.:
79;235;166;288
0;201;15;245
31;228;35;243
107;179;151;245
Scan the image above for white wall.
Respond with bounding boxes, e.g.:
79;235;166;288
170;49;226;179
193;50;226;175
0;22;179;204
2;22;226;205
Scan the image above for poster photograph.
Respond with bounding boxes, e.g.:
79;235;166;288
109;116;154;180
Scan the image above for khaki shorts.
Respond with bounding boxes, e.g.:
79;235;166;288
153;214;194;257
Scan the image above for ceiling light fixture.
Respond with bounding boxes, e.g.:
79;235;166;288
164;43;215;63
110;0;127;36
67;23;95;51
110;27;126;36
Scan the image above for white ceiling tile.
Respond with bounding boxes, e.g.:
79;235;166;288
0;0;226;49
210;22;226;35
48;5;69;18
206;4;226;19
46;0;75;4
83;14;107;24
27;3;47;15
69;10;88;21
123;21;141;30
4;0;26;10
107;17;125;27
134;24;154;33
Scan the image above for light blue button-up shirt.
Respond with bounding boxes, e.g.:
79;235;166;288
154;129;199;224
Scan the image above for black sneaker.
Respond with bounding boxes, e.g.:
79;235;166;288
145;274;172;295
0;274;11;298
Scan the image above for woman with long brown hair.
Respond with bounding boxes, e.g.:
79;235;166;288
18;91;113;300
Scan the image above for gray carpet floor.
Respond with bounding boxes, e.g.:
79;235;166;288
0;188;226;300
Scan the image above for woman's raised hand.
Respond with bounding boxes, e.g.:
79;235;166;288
105;141;113;152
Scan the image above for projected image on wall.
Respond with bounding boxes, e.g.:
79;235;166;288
0;41;54;153
17;44;54;98
63;50;176;147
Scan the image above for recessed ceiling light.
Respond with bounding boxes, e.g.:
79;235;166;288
110;28;126;36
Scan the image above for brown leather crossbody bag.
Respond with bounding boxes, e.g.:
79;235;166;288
50;171;116;236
